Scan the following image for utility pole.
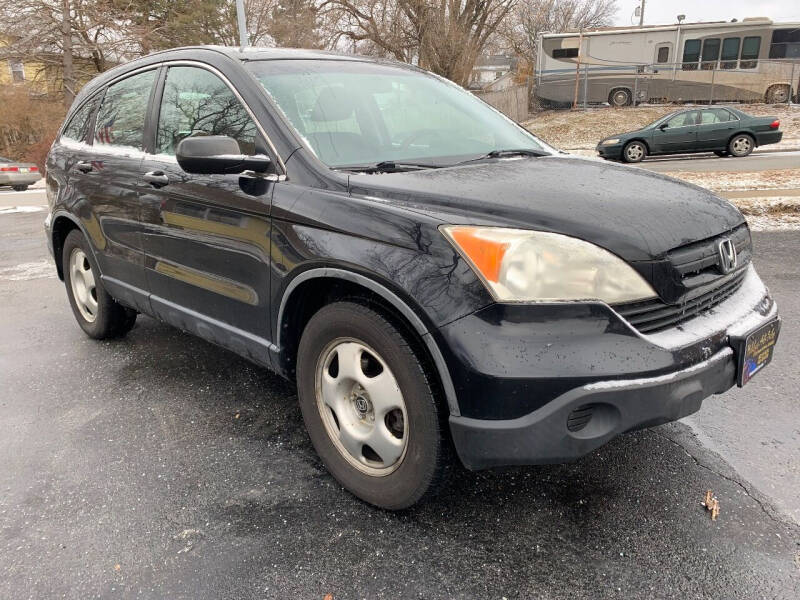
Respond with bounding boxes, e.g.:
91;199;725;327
235;0;249;48
638;0;646;27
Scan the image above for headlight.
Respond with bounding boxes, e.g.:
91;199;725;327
601;138;621;145
440;226;657;303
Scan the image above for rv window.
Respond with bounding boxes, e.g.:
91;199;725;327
740;36;761;68
656;46;670;63
720;38;740;69
770;29;800;59
701;39;721;69
552;48;579;59
682;39;701;70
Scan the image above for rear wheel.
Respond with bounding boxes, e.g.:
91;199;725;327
765;84;790;104
622;140;646;163
12;185;28;191
296;301;448;509
609;88;632;107
62;229;137;339
728;134;754;157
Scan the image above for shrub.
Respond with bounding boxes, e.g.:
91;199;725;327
0;85;65;170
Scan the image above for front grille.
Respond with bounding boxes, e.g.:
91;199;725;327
614;268;747;334
668;224;751;290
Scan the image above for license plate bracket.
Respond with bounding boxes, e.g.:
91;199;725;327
730;318;780;387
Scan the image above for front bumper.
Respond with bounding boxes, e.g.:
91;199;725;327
0;171;41;186
596;142;624;159
442;265;778;469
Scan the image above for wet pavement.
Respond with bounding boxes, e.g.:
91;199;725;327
1;208;799;599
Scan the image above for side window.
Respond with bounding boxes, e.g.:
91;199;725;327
156;66;258;157
701;38;721;70
682;39;701;70
770;29;800;59
656;46;670;64
720;38;740;69
552;48;579;59
94;70;157;152
700;109;730;124
740;36;761;69
666;112;696;128
62;97;99;144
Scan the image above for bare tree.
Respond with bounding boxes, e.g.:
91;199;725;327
320;0;517;87
499;0;618;72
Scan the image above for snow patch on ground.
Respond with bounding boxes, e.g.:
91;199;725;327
0;260;55;281
0;206;45;214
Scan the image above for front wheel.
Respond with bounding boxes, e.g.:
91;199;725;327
728;134;754;157
296;301;448;509
62;229;137;339
622;141;647;163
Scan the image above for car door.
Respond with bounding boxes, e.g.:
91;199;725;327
78;69;158;309
651;110;699;154
696;108;737;150
138;64;276;362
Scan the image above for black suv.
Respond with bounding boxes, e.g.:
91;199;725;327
45;47;780;509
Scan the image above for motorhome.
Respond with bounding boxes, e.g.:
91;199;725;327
535;18;800;106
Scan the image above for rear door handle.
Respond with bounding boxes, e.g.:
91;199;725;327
143;170;170;188
75;161;93;173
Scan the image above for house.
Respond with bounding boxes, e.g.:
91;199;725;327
469;54;519;90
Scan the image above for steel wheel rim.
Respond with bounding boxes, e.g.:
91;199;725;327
626;144;643;161
772;88;788;102
314;337;408;476
69;247;98;323
732;136;751;155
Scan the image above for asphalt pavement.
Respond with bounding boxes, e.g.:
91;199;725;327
635;150;800;173
1;203;799;598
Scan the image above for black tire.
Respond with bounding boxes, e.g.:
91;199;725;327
609;88;632;107
622;140;647;163
765;84;790;104
62;229;137;339
12;185;28;191
728;134;754;157
714;150;729;157
296;301;448;510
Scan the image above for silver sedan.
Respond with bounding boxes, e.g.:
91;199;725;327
0;156;42;191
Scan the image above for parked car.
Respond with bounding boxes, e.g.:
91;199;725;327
0;156;41;190
597;107;783;163
45;47;780;509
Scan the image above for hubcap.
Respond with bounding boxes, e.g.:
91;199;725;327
732;137;751;155
613;91;628;106
771;88;788;102
626;144;643;160
69;248;98;323
315;338;408;476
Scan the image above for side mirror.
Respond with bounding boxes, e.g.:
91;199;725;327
658;122;669;130
176;135;272;175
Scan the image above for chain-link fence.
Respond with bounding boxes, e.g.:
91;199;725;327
535;59;800;109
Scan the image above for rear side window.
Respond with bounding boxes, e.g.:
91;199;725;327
62;97;99;144
700;109;731;124
740;36;761;68
94;70;157;152
155;66;258;156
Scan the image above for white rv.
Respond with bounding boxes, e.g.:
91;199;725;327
535;18;800;106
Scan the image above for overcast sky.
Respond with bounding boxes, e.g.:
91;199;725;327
614;1;799;27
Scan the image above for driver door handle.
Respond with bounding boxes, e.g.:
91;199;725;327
75;161;93;173
143;170;170;188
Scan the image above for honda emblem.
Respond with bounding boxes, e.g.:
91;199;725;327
718;239;737;274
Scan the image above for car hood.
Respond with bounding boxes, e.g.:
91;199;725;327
347;155;745;262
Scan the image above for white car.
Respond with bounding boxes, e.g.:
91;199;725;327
0;156;42;191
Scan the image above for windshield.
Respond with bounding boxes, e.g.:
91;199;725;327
246;59;552;169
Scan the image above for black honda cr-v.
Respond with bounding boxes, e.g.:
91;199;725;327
45;46;780;509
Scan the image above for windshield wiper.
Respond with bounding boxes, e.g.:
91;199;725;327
336;161;441;174
450;148;550;167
